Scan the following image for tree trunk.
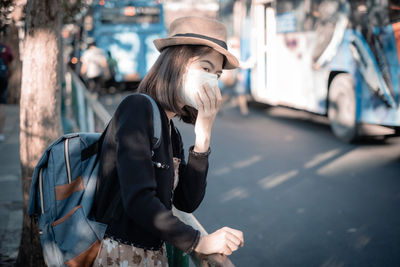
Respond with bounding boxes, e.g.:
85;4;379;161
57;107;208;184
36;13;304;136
16;0;63;266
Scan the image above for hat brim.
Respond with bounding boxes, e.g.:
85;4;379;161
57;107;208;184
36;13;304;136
153;36;239;70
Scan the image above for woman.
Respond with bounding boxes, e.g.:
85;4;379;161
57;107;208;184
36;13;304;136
93;16;244;266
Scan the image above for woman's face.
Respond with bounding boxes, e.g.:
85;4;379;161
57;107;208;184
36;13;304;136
177;49;224;109
188;49;224;78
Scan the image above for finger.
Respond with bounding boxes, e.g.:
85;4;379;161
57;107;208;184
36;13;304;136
226;231;242;247
214;86;223;109
194;91;204;112
203;82;217;105
222;244;233;256
223;227;243;238
223;227;244;246
225;240;238;254
198;86;210;111
198;84;212;110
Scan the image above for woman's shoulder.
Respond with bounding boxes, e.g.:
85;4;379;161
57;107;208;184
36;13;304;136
113;94;157;126
121;93;153;104
117;93;154;112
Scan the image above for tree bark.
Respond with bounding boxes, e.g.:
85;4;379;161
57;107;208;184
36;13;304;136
16;0;63;266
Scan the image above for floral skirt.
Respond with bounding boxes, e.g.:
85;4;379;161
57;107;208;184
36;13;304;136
93;237;169;267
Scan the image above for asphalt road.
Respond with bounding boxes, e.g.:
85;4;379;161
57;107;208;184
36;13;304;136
101;94;400;267
175;105;400;267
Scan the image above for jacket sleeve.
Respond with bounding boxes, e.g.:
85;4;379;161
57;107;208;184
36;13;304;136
173;128;209;213
114;95;199;252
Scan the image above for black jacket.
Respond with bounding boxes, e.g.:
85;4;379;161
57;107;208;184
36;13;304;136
93;94;209;252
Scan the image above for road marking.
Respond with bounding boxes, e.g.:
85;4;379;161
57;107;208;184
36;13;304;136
220;187;249;202
304;149;341;169
258;170;299;189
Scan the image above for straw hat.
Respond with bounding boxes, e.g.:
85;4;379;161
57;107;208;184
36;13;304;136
153;16;239;69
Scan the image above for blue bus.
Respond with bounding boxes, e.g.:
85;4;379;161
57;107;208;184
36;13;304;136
248;0;400;142
82;0;166;89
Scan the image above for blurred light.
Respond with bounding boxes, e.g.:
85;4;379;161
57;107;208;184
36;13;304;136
99;0;105;6
124;6;136;16
71;57;78;64
61;30;69;39
357;4;367;13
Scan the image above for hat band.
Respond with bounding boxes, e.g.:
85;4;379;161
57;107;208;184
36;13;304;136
172;33;227;50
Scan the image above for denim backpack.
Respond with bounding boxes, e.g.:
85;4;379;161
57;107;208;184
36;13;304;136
27;94;162;267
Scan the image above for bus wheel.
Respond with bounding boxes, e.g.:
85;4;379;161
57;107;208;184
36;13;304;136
328;73;359;142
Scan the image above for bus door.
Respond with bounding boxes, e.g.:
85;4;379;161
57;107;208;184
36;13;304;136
251;0;348;114
274;0;318;111
251;1;275;104
251;0;321;111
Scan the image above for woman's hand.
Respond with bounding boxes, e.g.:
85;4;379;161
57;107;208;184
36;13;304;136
194;227;244;256
193;83;223;153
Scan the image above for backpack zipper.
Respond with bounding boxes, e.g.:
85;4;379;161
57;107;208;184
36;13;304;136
38;139;72;214
39;168;44;214
64;138;72;184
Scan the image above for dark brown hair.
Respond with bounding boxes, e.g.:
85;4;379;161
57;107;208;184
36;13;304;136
138;45;217;124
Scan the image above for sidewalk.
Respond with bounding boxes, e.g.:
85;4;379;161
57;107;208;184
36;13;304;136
0;105;22;266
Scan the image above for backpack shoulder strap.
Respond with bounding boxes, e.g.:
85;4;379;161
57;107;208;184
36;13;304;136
83;94;161;162
139;93;162;150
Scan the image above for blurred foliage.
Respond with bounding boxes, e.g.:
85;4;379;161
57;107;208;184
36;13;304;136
0;0;89;35
0;0;13;35
63;0;89;24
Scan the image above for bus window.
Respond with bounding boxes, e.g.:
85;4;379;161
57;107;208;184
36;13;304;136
389;0;400;23
350;0;389;28
368;0;390;27
276;0;307;33
309;0;341;29
310;0;342;64
101;6;161;24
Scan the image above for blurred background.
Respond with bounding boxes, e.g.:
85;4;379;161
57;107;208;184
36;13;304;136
1;0;400;266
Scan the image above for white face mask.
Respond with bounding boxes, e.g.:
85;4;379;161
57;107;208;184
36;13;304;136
179;68;218;109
